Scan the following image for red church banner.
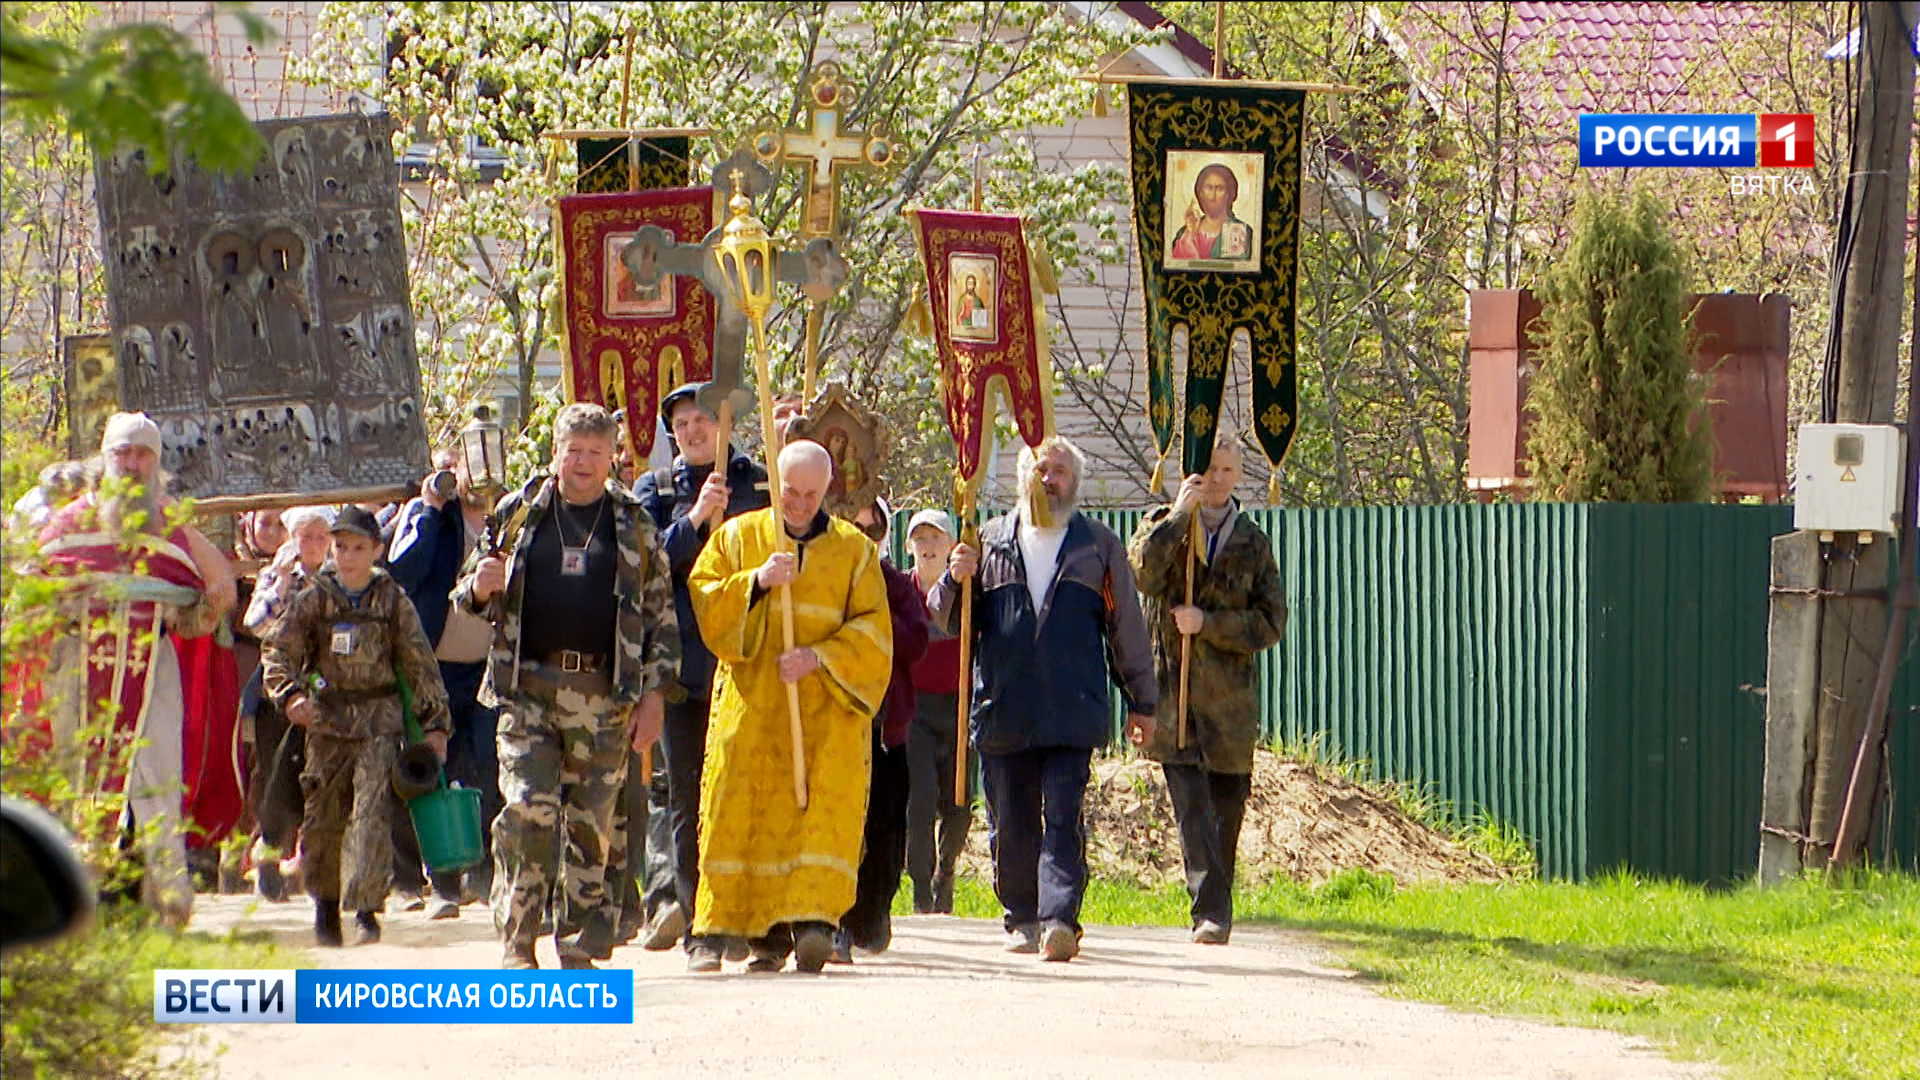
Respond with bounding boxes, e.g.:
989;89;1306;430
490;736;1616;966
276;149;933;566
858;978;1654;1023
556;187;715;457
907;209;1055;485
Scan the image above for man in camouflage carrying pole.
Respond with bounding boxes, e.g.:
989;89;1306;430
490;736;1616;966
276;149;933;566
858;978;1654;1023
452;403;678;970
1127;434;1287;945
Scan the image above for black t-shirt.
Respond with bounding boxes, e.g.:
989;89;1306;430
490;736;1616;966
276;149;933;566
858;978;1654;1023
519;494;618;661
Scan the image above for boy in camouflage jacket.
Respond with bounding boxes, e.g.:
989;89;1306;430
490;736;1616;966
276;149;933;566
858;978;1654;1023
1128;439;1286;944
262;506;451;948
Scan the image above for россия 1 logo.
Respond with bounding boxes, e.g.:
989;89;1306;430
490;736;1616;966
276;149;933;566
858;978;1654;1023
1579;114;1814;168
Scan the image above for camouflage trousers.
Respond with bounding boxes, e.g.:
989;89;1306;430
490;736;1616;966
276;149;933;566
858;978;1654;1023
491;672;629;959
301;732;400;913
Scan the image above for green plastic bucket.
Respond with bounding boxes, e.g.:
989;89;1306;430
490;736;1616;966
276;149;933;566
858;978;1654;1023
407;785;484;874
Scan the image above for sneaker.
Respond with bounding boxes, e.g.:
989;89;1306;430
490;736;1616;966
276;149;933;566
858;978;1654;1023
428;898;461;921
314;900;343;948
1192;920;1230;945
641;901;688;952
351;911;382;946
395;889;427;913
828;928;854;966
722;937;750;963
1004;924;1040;954
686;939;724;973
255;860;288;904
1040;923;1078;962
502;944;538;970
792;925;834;974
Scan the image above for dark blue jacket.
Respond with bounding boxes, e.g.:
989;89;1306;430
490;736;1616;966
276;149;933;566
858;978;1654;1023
927;512;1158;755
633;448;770;698
385;496;470;649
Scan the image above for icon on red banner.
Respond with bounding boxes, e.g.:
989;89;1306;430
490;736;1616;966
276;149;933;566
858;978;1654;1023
1758;114;1815;168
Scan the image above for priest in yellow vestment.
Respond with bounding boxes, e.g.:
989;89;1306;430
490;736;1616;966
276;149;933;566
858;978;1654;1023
688;439;894;973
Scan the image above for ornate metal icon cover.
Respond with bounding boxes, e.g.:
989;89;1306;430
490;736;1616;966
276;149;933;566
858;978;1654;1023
94;113;430;497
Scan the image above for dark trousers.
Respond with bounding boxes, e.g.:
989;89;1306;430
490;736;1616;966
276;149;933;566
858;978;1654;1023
980;746;1092;933
905;691;973;909
244;668;305;853
659;695;711;945
843;733;910;948
608;744;677;931
394;662;497;900
1163;764;1250;929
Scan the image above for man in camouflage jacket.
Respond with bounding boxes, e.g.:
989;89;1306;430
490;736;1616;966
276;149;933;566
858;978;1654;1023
1128;438;1286;945
452;403;678;970
262;506;452;947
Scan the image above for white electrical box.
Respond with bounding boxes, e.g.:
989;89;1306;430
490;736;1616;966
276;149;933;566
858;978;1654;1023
1793;423;1904;535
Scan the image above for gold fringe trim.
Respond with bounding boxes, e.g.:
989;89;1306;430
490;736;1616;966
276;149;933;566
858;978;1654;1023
1267;471;1280;506
1149;449;1170;496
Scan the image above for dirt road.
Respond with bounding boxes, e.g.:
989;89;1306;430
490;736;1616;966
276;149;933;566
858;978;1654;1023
187;895;1712;1079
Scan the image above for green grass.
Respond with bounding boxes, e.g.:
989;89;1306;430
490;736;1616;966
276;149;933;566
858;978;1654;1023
902;870;1920;1080
1;903;296;1080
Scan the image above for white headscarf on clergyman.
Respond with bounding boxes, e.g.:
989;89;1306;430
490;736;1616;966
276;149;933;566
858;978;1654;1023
100;411;162;454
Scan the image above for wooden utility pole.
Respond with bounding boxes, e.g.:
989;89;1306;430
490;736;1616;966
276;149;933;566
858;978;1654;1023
1761;0;1916;881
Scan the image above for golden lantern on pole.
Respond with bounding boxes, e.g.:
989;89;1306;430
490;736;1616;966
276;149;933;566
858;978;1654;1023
712;170;811;811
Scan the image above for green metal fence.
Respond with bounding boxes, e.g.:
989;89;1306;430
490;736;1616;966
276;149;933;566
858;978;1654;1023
892;502;1919;882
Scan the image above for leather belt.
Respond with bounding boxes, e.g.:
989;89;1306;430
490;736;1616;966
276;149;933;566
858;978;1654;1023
540;650;606;675
316;684;399;705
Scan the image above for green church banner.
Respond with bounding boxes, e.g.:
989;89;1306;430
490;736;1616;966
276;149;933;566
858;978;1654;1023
1128;82;1305;495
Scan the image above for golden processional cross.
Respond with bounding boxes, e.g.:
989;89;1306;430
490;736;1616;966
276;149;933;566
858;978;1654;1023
752;60;896;403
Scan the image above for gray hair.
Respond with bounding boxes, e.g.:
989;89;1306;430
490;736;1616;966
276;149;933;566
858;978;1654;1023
553;402;619;445
281;505;334;534
85;453;173;494
38;460;89;498
1015;435;1086;486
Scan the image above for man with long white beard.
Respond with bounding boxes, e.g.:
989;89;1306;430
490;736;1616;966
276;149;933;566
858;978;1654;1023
930;435;1157;963
35;412;237;927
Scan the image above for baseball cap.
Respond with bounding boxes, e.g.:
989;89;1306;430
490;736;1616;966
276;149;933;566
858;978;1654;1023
661;382;712;423
329;505;382;541
906;509;955;539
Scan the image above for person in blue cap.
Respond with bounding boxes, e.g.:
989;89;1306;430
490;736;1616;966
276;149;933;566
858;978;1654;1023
631;381;771;971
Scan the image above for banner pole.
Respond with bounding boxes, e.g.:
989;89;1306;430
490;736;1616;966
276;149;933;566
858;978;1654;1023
1178;505;1197;750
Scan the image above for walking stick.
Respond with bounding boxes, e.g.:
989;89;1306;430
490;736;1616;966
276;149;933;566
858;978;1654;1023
1177;507;1199;751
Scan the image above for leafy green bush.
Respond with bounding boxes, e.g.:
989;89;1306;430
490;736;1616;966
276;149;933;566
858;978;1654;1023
1;905;289;1080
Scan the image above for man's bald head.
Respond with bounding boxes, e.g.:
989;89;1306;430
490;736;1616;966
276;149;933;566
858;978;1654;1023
779;439;832;483
776;440;834;534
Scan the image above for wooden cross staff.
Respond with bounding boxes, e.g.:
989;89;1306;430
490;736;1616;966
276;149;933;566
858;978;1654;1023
752;60;894;407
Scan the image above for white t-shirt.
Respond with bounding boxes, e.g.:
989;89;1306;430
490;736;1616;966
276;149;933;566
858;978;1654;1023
1017;509;1069;617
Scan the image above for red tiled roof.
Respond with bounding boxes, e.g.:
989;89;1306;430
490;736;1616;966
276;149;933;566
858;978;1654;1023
1404;2;1776;120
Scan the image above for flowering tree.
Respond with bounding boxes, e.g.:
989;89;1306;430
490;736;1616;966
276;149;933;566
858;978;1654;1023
294;1;1146;501
1148;0;1855;506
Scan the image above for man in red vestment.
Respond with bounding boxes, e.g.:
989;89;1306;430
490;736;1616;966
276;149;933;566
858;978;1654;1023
35;412;236;926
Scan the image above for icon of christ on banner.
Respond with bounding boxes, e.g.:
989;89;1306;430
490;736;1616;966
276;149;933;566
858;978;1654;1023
948;253;999;344
605;232;675;318
1164;150;1264;273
